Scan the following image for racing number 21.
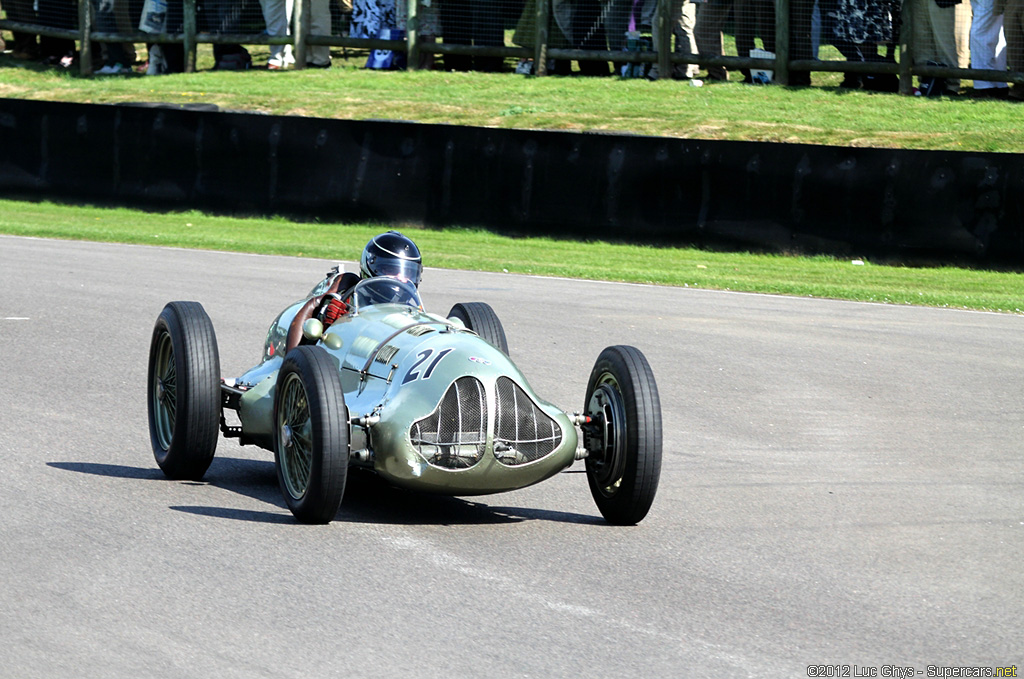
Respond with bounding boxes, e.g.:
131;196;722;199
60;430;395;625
402;348;453;385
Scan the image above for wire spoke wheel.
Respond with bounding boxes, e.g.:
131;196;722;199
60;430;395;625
273;346;350;524
278;372;314;500
146;301;221;481
151;331;177;450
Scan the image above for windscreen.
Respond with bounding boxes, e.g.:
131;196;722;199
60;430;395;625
348;278;422;311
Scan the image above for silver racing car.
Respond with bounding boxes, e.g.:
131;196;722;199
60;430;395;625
147;270;662;524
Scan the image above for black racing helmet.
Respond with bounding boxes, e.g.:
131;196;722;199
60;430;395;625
360;231;423;287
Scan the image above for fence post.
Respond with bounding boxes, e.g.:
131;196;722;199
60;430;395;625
407;0;420;70
534;0;549;76
774;0;791;85
898;0;914;94
184;0;197;72
656;0;670;79
295;0;309;69
78;0;93;76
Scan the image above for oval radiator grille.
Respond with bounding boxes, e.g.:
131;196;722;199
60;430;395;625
410;377;487;469
494;377;562;466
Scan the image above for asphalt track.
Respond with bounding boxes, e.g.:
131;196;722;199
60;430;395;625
0;235;1021;679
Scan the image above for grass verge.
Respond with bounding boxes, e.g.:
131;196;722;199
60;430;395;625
2;198;1021;313
1;45;1022;152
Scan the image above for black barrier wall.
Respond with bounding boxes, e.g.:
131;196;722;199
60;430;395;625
1;97;1022;265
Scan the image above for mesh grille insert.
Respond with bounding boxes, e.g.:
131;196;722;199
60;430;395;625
410;377;487;469
494;377;562;466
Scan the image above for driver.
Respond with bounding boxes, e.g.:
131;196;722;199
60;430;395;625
315;231;423;328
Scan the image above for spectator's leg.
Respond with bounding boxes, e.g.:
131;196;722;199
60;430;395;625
472;0;504;71
307;0;332;65
788;0;814;84
694;0;731;80
735;0;756;80
970;0;1008;90
261;0;293;67
113;0;137;64
1006;0;1024;97
757;0;775;51
94;0;131;67
7;0;41;59
924;0;970;89
572;0;611;75
678;0;698;76
440;0;473;70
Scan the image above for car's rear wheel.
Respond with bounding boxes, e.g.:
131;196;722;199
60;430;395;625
583;345;662;525
447;302;509;356
274;346;350;524
147;301;221;480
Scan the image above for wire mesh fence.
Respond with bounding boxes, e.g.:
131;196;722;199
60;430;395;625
1;0;1022;92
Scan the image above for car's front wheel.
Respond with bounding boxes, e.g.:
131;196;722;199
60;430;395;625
274;346;350;524
147;301;221;480
583;345;662;525
447;302;509;356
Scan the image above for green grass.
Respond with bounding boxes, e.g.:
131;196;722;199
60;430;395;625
1;43;1022;152
3;198;1022;313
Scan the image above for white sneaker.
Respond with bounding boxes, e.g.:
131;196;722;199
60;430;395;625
146;45;168;75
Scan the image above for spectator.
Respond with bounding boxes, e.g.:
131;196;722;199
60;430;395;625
970;0;1008;96
93;0;134;73
200;0;253;69
4;0;41;60
35;0;77;65
694;0;732;80
305;0;332;67
511;0;573;70
910;0;971;94
788;0;815;85
438;0;507;71
827;0;899;89
1008;0;1024;98
642;0;699;79
397;0;441;69
260;0;295;69
140;0;186;73
735;0;775;82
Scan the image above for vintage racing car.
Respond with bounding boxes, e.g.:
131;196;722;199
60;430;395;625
147;270;662;524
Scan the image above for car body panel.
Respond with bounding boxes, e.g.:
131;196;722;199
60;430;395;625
232;278;579;496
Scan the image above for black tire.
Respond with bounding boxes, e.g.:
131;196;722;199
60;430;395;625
274;346;350;524
447;302;509;356
583;345;662;525
147;301;221;480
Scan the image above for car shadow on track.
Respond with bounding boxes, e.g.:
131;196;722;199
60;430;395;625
48;459;604;526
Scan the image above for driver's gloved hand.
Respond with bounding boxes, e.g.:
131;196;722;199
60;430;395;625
321;295;348;326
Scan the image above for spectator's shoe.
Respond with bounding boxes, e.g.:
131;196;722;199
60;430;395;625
44;51;77;68
145;45;168;75
96;63;130;75
306;60;331;69
1008;86;1024;102
974;87;1008;99
215;50;252;70
839;74;862;89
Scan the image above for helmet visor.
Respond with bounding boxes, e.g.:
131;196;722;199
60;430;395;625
372;256;422;287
